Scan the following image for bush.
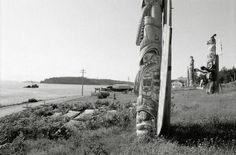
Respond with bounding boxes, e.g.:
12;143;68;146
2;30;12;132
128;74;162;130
94;100;110;109
28;98;38;103
97;92;110;99
0;110;71;148
71;102;94;111
34;107;53;117
108;101;120;110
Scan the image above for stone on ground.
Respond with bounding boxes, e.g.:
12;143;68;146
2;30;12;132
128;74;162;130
64;120;86;130
51;112;62;118
73;109;96;121
63;110;81;119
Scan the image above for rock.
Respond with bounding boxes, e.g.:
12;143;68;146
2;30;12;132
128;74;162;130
63;110;81;119
107;110;117;114
51;112;62;118
73;109;96;121
105;110;117;119
64;120;86;130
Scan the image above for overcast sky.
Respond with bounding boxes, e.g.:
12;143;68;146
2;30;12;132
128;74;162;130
1;0;236;82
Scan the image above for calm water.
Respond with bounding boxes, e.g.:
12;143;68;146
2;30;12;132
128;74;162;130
0;81;105;105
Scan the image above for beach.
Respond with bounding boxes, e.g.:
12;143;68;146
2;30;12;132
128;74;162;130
0;81;109;117
0;81;106;106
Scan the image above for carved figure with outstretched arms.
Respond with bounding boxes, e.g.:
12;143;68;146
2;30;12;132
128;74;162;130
194;34;219;94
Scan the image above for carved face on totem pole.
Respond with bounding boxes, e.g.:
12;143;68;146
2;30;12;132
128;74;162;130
142;0;155;6
206;34;217;69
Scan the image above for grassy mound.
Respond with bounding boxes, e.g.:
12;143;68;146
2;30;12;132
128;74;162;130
0;94;136;155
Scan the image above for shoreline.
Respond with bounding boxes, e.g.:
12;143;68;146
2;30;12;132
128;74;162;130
0;95;84;118
0;96;69;109
0;92;135;118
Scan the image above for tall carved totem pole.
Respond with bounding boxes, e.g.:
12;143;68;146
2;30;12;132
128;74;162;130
135;0;172;138
206;34;219;93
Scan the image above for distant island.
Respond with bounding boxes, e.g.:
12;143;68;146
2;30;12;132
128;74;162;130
40;77;133;85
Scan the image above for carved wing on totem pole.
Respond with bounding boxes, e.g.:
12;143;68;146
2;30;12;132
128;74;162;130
157;0;172;136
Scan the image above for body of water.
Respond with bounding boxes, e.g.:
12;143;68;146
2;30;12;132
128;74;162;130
0;81;105;105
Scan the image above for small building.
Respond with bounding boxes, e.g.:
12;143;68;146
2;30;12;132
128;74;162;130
171;80;184;88
107;84;133;92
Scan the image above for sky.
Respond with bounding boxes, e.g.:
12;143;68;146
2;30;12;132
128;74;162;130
0;0;236;82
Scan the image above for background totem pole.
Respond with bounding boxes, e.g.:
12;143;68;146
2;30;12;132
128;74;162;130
205;34;219;93
188;56;195;87
187;67;189;87
135;0;172;138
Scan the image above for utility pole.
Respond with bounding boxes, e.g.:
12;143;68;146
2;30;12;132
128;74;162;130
81;69;86;96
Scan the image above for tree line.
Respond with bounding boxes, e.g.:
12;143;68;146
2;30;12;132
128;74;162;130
40;77;133;85
219;66;236;83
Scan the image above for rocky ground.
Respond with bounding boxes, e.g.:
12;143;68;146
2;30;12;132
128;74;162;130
0;92;137;155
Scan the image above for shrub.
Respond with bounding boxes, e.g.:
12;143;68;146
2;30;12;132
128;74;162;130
0;111;71;149
28;98;38;103
94;100;110;109
108;101;120;110
97;92;110;99
34;107;53;117
71;102;94;111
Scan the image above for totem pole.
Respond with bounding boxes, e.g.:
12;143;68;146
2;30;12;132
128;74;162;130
134;0;172;138
187;67;189;87
195;34;219;94
189;56;195;87
205;34;219;93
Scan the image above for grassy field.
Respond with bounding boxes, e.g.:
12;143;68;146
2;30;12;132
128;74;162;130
0;85;236;155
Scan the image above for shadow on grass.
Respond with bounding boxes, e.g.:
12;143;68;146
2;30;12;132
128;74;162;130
166;122;236;146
